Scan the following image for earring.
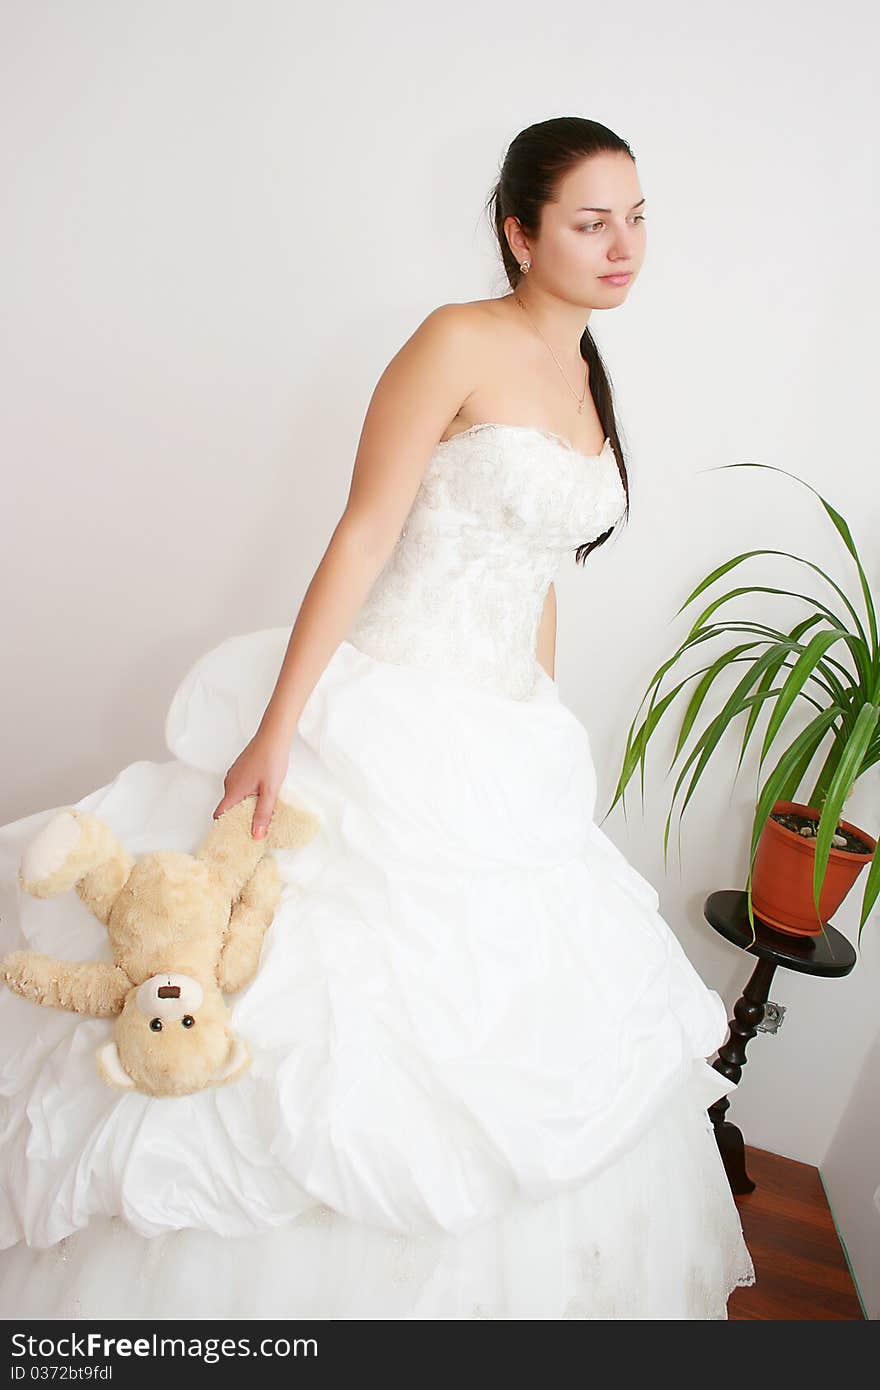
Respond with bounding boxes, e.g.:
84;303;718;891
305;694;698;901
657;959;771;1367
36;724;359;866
519;260;530;273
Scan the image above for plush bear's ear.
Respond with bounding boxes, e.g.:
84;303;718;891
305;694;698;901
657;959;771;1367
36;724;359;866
212;1034;250;1086
95;1039;137;1090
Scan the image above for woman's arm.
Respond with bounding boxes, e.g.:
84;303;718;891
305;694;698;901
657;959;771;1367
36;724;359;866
536;582;556;680
257;304;480;744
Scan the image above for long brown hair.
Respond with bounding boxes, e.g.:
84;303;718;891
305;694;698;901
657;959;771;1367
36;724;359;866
485;116;635;563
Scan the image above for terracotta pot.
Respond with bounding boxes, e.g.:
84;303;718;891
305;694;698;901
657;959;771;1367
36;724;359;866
749;799;876;937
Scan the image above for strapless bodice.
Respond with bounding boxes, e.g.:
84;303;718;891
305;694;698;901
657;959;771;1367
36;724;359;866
345;423;627;699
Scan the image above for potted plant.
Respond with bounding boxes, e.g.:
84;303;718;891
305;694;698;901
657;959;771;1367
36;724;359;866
602;460;878;950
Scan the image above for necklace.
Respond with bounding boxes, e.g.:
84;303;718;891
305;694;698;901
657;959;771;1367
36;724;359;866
513;293;589;414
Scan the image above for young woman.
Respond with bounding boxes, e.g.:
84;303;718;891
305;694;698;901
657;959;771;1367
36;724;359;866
0;116;756;1319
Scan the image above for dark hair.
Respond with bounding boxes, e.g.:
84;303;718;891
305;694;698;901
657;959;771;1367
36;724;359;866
485;117;634;564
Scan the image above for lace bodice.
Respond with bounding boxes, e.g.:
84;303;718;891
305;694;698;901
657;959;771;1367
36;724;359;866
345;423;627;699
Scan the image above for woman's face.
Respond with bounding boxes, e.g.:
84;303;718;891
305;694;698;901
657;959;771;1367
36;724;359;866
517;152;647;306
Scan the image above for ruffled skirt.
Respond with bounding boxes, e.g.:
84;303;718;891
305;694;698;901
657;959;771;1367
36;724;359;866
0;631;755;1317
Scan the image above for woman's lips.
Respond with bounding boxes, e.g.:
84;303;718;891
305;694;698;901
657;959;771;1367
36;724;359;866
601;273;632;286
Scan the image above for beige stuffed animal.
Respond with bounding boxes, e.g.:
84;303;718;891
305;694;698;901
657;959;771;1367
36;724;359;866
1;794;320;1098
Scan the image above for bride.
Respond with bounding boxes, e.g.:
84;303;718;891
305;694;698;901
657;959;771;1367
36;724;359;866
0;115;756;1320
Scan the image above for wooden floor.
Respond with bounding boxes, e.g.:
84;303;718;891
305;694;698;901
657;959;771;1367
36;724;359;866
726;1144;866;1319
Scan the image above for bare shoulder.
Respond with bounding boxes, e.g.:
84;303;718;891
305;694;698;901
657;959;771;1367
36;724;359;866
340;304;491;556
369;301;488;429
421;297;508;334
411;298;495;347
420;296;521;370
394;298;506;402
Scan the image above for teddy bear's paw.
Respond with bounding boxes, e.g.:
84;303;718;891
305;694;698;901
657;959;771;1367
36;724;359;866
19;810;83;895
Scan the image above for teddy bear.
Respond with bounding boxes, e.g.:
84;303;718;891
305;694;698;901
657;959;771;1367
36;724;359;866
1;793;320;1098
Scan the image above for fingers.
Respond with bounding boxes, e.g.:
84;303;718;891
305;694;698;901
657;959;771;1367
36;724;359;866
212;768;278;837
251;785;277;839
213;789;238;821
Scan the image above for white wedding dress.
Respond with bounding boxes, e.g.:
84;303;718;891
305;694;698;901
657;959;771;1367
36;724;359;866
0;422;756;1319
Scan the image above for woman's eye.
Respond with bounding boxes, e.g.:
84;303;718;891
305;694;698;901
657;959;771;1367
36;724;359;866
578;215;647;232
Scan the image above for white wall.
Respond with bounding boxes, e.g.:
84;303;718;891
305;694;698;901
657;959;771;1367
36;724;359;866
2;0;878;1312
821;1026;880;1319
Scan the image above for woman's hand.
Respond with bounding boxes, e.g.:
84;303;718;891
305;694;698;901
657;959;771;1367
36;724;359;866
212;731;292;838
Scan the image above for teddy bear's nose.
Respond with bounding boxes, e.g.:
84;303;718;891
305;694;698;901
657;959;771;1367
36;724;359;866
157;985;181;998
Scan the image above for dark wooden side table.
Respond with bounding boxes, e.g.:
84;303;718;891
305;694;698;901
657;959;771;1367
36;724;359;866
702;889;857;1195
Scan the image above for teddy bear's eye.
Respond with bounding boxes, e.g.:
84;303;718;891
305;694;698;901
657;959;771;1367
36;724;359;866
181;1015;195;1028
149;1018;163;1032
